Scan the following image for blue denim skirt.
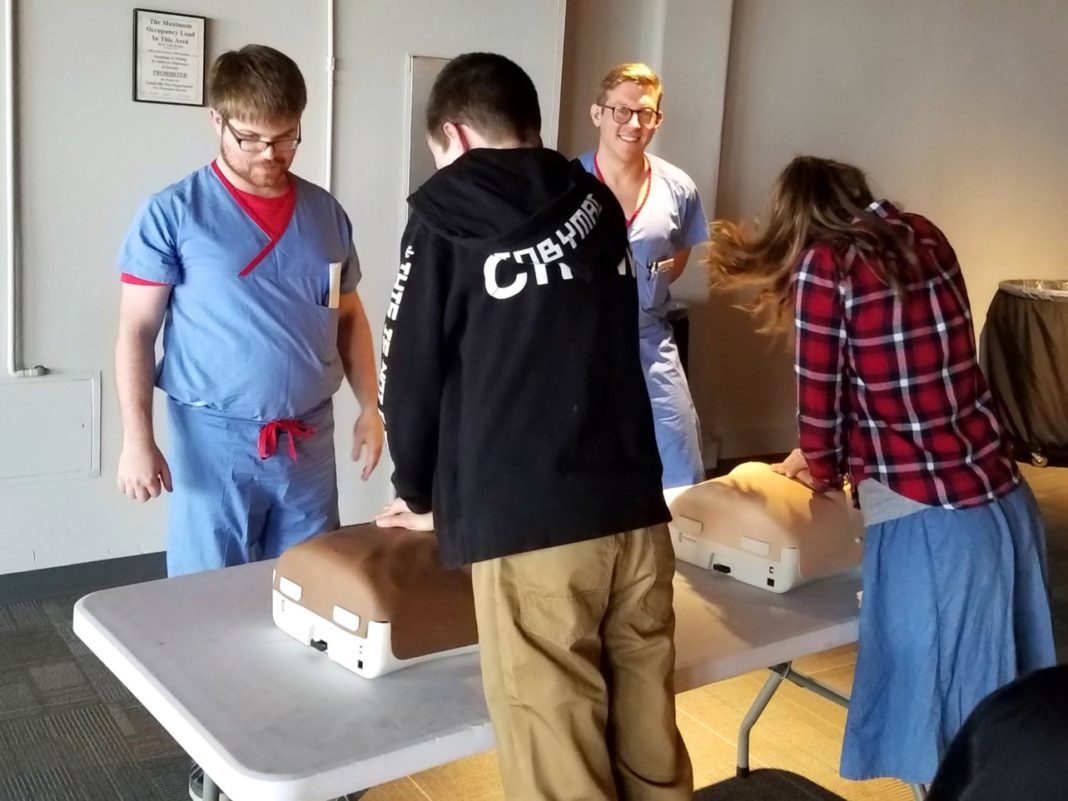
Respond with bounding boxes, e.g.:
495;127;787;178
841;481;1056;784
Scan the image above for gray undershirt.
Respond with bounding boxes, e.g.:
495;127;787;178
857;478;933;526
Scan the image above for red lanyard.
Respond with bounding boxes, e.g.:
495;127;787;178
594;152;652;228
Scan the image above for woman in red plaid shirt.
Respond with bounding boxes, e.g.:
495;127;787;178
710;156;1055;787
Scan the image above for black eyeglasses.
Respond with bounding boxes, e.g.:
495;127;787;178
598;104;662;128
224;119;302;153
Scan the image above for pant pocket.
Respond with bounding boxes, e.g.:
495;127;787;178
638;525;676;626
511;537;614;649
518;587;610;648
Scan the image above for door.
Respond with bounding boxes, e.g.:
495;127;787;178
330;1;568;522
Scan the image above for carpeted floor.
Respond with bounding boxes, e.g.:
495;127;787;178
0;465;1064;800
0;594;188;801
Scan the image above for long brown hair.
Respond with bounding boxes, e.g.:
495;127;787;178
707;156;919;333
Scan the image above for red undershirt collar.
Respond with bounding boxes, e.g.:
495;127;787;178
211;160;296;276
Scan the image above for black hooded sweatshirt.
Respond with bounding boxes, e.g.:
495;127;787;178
379;147;670;567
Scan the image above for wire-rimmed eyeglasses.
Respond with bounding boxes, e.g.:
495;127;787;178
224;119;302;153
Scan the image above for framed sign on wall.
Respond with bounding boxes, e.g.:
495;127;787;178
132;8;206;106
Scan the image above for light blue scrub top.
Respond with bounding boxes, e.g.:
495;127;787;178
579;151;708;487
118;165;360;422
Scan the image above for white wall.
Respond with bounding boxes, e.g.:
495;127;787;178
18;0;1058;571
0;0;332;574
700;0;1068;457
0;0;566;574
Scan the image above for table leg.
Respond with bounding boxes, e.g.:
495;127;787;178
736;662;852;778
202;772;221;801
736;662;789;777
909;782;928;800
781;666;849;709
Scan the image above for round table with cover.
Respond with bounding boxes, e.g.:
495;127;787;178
984;279;1068;467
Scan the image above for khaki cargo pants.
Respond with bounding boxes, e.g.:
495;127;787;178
471;524;693;801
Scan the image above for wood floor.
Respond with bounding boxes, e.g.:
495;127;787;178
359;461;1068;801
357;642;914;800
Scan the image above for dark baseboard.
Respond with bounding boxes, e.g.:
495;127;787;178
0;452;798;603
706;452;791;479
0;552;167;604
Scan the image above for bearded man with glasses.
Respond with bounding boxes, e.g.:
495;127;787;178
116;41;385;565
115;41;379;798
113;49;382;800
580;63;709;490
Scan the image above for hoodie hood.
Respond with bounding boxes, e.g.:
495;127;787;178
408;147;593;246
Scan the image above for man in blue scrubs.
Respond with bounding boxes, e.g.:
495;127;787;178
115;43;375;801
114;44;383;577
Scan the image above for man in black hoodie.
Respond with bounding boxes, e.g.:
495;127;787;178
375;53;692;801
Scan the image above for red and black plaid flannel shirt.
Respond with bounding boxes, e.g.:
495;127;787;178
794;200;1018;508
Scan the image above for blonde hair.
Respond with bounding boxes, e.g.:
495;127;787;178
208;45;306;124
707;156;919;333
596;63;663;107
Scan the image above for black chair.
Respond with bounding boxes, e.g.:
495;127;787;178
926;665;1068;801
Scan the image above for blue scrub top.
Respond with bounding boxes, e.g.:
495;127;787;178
578;151;708;336
118;165;360;421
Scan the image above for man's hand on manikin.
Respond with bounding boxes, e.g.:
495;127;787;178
373;497;434;531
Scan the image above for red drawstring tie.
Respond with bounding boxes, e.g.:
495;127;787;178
258;419;317;462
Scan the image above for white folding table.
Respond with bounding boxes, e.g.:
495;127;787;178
73;557;863;801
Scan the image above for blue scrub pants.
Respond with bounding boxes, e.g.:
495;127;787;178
639;326;703;489
165;398;339;576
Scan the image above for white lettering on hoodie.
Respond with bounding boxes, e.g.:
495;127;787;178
483;193;603;300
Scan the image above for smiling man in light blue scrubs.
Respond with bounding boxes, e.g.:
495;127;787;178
114;45;383;578
579;63;708;489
